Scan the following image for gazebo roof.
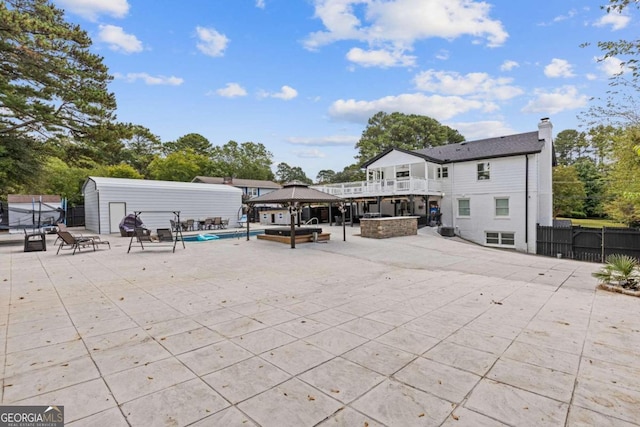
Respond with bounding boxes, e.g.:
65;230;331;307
248;181;342;204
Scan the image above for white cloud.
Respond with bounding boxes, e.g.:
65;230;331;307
115;72;184;86
435;50;449;60
305;0;508;49
594;11;630;31
97;25;142;54
287;135;358;146
414;70;523;100
55;0;129;20
596;56;629;77
304;0;508;68
215;83;247;98
449;120;516;139
259;85;298;100
195;26;229;57
500;60;519;71
293;149;327;159
521;85;588;114
346;47;416;67
256;0;266;8
586;73;598;81
544;58;575;78
553;9;577;23
329;93;491;123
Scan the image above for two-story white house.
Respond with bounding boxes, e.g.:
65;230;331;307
314;118;554;253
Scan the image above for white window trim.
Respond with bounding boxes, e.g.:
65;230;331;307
485;231;515;247
477;162;490;181
457;198;471;218
437;166;449;179
494;197;510;218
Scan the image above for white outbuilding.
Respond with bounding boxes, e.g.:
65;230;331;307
82;177;243;234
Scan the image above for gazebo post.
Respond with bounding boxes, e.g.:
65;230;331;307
246;204;252;241
289;203;298;249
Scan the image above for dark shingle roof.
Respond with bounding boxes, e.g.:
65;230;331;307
415;131;544;163
249;182;342;204
362;131;545;167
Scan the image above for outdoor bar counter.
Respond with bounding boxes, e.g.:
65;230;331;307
360;216;418;239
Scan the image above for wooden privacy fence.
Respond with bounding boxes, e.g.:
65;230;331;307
537;225;640;263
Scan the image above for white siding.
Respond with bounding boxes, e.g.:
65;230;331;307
368;150;424;169
82;177;243;234
83;179;100;233
448;156;530;251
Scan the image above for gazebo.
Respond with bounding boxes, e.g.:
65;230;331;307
247;181;343;248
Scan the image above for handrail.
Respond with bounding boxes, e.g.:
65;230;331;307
304;217;319;225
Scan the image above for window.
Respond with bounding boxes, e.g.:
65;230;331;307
396;170;410;178
495;198;509;216
437;167;448;179
477;162;490;180
486;232;515;246
247;187;258;197
458;199;470;216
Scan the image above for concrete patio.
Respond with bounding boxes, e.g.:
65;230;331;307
1;226;639;426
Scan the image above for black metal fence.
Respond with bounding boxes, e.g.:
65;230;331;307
537;224;640;262
66;205;85;227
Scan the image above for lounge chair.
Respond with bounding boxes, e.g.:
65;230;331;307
56;231;96;255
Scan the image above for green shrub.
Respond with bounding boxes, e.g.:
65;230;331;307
592;254;639;288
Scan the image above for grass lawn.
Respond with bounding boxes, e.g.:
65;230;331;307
557;217;628;228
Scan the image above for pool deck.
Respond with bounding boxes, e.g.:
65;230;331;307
1;225;639;426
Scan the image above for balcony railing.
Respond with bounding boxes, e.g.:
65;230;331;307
313;178;442;198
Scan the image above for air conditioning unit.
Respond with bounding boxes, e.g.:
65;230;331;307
439;226;455;237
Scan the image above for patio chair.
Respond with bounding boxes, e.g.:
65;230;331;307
56;231;96;255
221;218;229;229
212;217;222;229
186;219;195;231
238;214;247;227
203;218;213;230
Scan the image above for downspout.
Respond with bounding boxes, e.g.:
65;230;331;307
525;155;529;251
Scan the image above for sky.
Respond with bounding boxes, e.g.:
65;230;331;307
52;0;638;181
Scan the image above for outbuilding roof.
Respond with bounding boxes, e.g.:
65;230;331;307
83;177;242;194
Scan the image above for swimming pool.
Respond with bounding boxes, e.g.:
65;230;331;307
180;230;264;241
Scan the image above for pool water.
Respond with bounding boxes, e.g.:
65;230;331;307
181;230;264;241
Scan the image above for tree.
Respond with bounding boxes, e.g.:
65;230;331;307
594;1;640;79
581;1;640;127
119;125;162;177
34;157;91;205
587;124;620;168
604;127;640;226
93;164;143;179
164;133;211;156
552;165;586;217
316;169;336;184
147;149;213;182
210;141;274;180
0;0;117;139
554;129;588;166
0;133;45;196
355;112;464;163
334;164;365;183
275;162;312;184
574;157;606;217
